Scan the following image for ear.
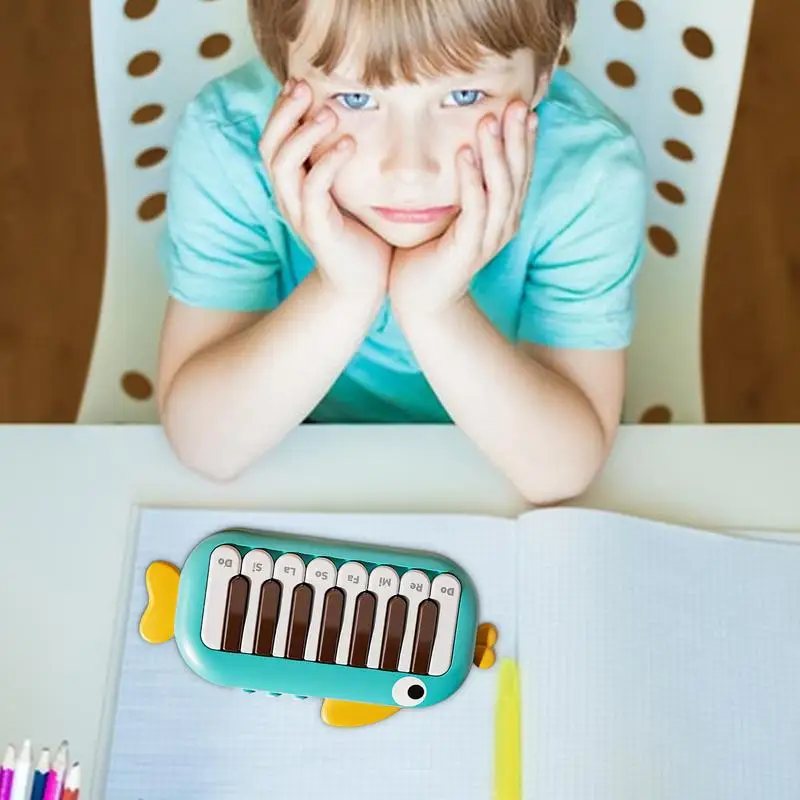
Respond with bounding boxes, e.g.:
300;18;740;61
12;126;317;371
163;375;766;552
530;67;554;110
531;30;571;110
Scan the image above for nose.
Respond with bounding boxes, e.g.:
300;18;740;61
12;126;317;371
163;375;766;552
379;116;439;184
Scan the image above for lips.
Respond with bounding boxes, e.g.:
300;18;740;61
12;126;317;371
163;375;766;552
371;205;457;224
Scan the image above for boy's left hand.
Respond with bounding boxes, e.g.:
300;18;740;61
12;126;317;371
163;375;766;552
389;101;538;318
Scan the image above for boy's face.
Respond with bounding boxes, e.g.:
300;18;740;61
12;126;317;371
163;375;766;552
287;35;546;248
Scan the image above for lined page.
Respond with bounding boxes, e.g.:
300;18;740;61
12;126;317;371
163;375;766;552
517;508;800;800
104;508;516;800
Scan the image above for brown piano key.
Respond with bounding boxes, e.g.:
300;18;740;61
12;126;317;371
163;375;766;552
221;575;249;652
410;599;439;675
317;587;345;663
286;584;314;660
380;595;408;671
348;591;377;667
254;579;282;656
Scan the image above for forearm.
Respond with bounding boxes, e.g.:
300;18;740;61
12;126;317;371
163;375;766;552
162;270;382;479
398;296;607;504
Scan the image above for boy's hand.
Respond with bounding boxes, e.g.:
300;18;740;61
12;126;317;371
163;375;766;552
389;101;537;318
260;79;391;301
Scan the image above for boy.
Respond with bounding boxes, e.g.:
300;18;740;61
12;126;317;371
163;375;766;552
156;0;647;504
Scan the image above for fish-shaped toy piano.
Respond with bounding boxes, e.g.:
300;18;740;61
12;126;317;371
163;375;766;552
139;529;498;727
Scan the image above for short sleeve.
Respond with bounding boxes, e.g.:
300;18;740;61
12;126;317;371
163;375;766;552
160;106;283;312
517;132;648;349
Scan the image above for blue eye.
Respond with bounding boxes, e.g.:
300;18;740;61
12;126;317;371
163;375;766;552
445;89;486;107
334;92;376;110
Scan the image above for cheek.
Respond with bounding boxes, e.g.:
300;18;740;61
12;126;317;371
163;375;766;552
438;114;484;173
307;111;377;184
308;137;337;166
442;107;496;148
306;106;358;164
329;162;362;206
305;140;365;212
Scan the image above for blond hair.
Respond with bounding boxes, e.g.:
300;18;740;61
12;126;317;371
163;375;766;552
249;0;576;87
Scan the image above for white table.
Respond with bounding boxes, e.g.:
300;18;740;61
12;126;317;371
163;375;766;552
2;423;800;798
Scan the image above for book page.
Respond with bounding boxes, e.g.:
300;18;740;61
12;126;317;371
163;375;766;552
104;508;516;800
516;507;800;800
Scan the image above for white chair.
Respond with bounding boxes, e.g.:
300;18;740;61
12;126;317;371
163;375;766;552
565;0;755;423
82;0;259;423
81;0;755;424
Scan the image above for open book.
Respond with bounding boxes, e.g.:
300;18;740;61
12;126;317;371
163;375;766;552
104;506;800;799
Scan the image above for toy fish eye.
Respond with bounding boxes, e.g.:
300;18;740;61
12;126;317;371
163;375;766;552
392;676;427;707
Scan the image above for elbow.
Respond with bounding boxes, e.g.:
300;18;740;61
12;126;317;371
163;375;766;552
514;429;610;507
164;426;246;483
159;402;248;484
179;450;244;483
516;468;597;507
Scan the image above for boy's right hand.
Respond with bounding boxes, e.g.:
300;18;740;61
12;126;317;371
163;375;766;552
260;79;391;302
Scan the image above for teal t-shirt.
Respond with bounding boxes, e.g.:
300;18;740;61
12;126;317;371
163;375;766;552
161;59;647;423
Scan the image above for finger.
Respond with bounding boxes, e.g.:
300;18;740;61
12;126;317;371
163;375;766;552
258;80;313;170
477;115;513;254
272;106;338;175
452;147;487;253
501;104;537;245
258;80;309;222
302;136;356;233
503;101;530;204
507;110;538;243
271;107;339;226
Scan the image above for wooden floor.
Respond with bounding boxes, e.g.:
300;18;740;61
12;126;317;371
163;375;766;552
701;0;800;422
1;0;798;423
1;2;105;422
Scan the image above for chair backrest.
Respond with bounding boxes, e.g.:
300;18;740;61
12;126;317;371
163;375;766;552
81;0;258;423
81;0;755;424
565;0;755;423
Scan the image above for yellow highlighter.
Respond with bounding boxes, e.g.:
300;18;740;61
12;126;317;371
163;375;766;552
494;658;522;800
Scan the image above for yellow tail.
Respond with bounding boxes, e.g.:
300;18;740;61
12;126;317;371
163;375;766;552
139;561;181;644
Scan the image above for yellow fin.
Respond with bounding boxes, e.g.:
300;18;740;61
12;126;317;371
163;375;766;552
321;699;401;728
474;622;499;670
139;561;181;644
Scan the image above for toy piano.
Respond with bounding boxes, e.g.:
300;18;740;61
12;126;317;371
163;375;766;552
139;529;498;727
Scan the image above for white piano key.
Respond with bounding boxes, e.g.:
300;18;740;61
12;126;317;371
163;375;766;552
271;553;306;658
239;549;274;654
428;573;462;676
335;561;369;665
366;566;400;668
397;570;431;673
304;557;337;661
201;545;242;650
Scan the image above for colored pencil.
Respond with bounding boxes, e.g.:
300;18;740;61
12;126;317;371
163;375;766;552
61;763;80;800
494;659;522;800
41;743;67;800
28;749;49;800
0;745;15;800
9;740;30;800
